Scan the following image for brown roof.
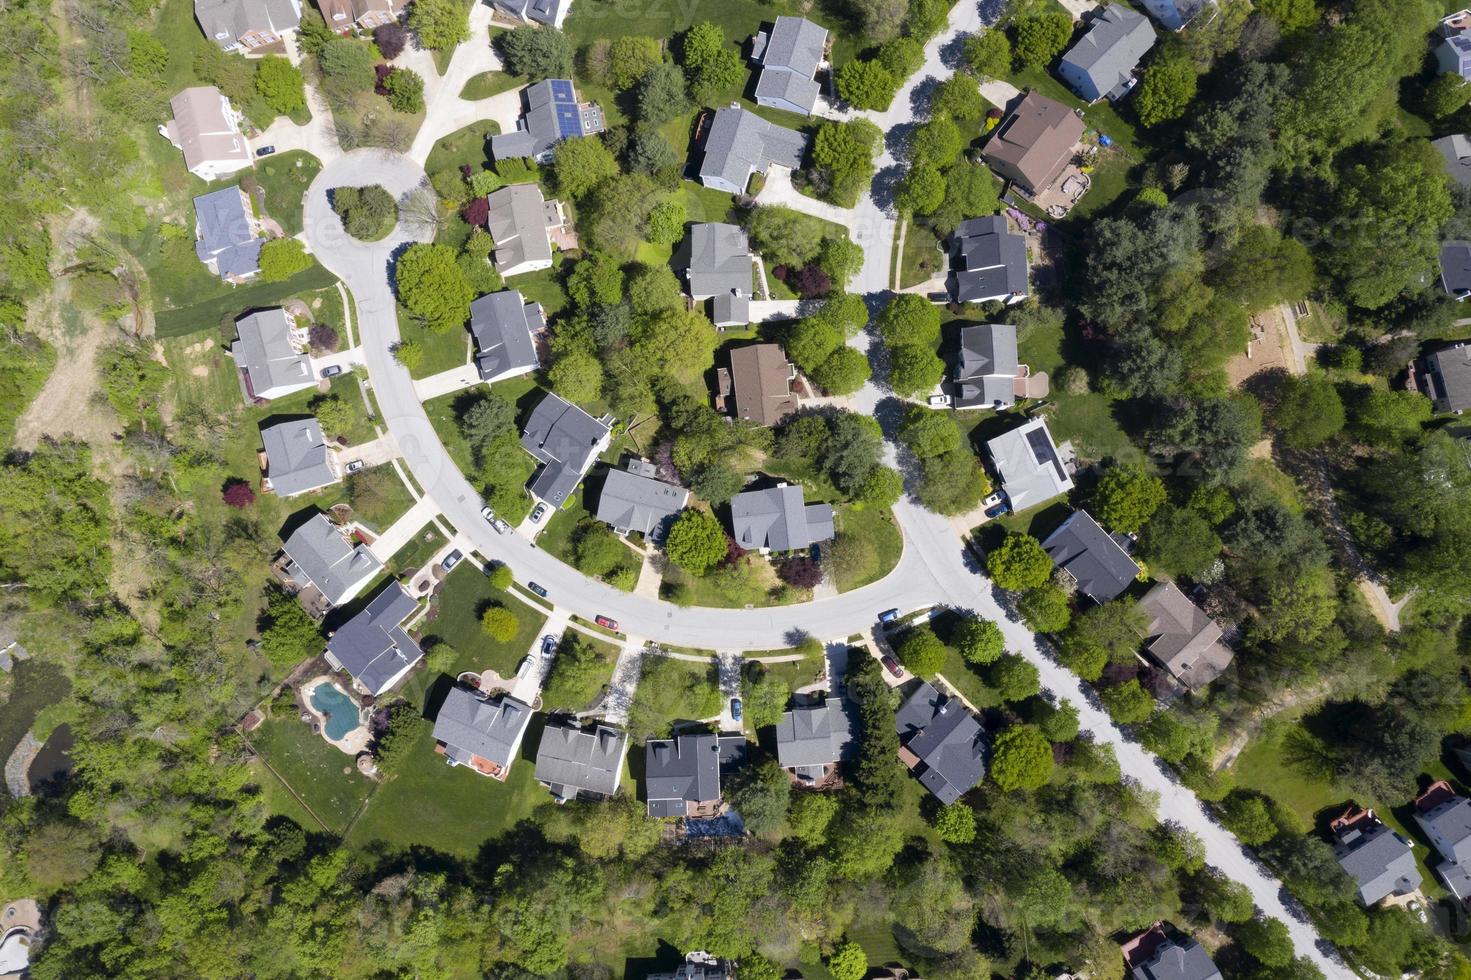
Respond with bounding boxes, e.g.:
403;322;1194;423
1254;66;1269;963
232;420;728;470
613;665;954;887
982;90;1085;194
1138;582;1233;690
728;344;798;426
163;86;251;174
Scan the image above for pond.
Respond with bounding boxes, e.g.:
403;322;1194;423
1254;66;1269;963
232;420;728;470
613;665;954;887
28;723;73;793
0;660;71;789
309;683;363;742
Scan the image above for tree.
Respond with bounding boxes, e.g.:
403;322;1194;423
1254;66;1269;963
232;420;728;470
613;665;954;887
988;533;1052;591
895;625;946;675
836;59;898;111
894;162;945;215
788;790;839;846
646;198;686;246
259;587;322;669
374;22;409;59
1101;679;1154;725
737;956;783;980
395;243;472;332
1093;462;1166;533
319;37;375;94
551;137;618;199
635;62;690;124
258;238;311;282
332;185;397;241
548;350;603;404
878;294;942;349
1139;504;1221;579
828;940;868;980
691;464;744;504
628;265;683;315
809;119;881;207
481;605;519;642
1257;0;1319;32
1013;10;1073;69
255;55;305;114
1425;72;1470;120
1134;51;1197;127
498;25;574;80
682;22;744;105
383;67;425;113
745;206;831;267
855;465;903;509
609;35;662;90
566;252;625;309
965;28;1011;79
887;343;945;397
954;616;1004;664
222;479;255;508
409;0;470;51
931;73;985;122
933;802;977;843
1208;226;1316;312
1018;584;1072;633
375;700;428;773
629;307;716;384
900;406;961;459
916;449;986;515
665;509;727;574
777;556;823;588
1238;915;1295;968
989;653;1041;702
1274;373;1344;450
1348;387;1430;446
809;347;872;395
310;394;353;437
1219;791;1278;846
541;634;608;709
627;126;678;176
990;725;1054;791
728;759;790;836
393;339;423;369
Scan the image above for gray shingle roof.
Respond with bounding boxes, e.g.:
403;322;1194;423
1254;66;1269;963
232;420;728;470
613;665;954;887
261;417;338;497
698;106;808;192
729;484;834;552
1131;939;1222;980
955;322;1020;410
469;290;542;381
645;732;723;817
195;0;300;47
1333;821;1422;906
490;79;604;160
489;0;564;27
1418;794;1471;866
594;460;690;537
1435;135;1471;188
1425;343;1471;413
520;392;611;505
325;584;423;695
1060;4;1156;100
487;183;555;274
950;215;1028;304
432;688;533;770
985;417;1074;511
534;721;629;799
232;308;311;399
1042;509;1141;603
684;223;752;300
280;513;382;606
753;17;827;113
194;186;262;280
894;681;986;804
775;697;856;774
1137;582;1233;689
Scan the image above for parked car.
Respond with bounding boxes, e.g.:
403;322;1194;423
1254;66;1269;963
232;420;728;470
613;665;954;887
595;615;619;631
877;608;900;625
927;394;951;408
320;364;343;378
881;654;904;678
480;505;495;521
491;518;510;535
984;500;1010;519
981;492;1004;510
344;460;365;473
255;145;276;157
530;503;547;523
540;634;558;659
730;698;742;723
1409;900;1428;924
441;549;463;571
527;581;548;598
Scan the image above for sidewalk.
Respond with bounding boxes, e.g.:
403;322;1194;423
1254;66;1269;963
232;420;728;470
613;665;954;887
366;494;441;561
412;362;480;402
341;432;399;470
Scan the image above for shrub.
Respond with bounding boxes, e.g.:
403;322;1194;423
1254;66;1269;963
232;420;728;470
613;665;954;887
954;615;1004;664
258;238;312;282
222;479;255;508
777;556;823;588
332;184;398;241
374;23;408;59
990;724;1054;791
308;323;339;353
895;625;946;676
933;802;977;843
487;564;513;590
481;605;519;642
987;533;1052;591
665;509;727;575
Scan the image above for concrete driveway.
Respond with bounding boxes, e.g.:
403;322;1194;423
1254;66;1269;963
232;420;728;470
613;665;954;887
413;363;481;402
511;609;571;704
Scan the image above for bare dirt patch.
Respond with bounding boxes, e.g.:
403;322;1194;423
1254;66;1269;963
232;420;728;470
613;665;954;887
1226;306;1291;389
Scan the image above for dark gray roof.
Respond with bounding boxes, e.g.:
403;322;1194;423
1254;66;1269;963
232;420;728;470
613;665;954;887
194;186;262;280
1333;821;1422;906
775;697;856;774
685;223;752;299
645;732;723;817
469;290;542;380
1417;795;1471;866
520;392;611;505
985;417;1074;511
280;513;382;606
1042;509;1141;603
489;0;563;27
1435;135;1471;189
432;688;533;769
261;417;338;497
490;79;604;160
325;584;423;695
955;322;1020;410
1132;939;1222;980
232;308;311;398
753;17;827;113
534;721;628;799
894;681;986;805
729;484;834;551
487;183;555;273
1425;343;1471;413
712;291;751;327
1061;4;1157;99
698;106;808;192
194;0;300;47
1443;241;1471;298
595;460;689;537
950;215;1028;304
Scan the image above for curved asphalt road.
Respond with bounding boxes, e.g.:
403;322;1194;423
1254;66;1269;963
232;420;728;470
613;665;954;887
302;57;1346;980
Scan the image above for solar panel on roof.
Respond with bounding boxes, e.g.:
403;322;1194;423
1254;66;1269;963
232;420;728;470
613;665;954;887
556;105;582;138
550;79;575;102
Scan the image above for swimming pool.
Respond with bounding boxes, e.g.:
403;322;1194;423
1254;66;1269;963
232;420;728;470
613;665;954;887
309;683;362;741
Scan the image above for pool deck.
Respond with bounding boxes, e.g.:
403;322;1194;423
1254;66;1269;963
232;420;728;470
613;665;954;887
301;676;371;755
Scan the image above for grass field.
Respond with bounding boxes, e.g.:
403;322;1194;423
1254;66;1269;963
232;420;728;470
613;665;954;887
247;709;377;835
1015;309;1142;464
340;468;416;534
425;120;501;175
541;631;622;712
508;262;572;320
832;505;904;593
899;216;946;289
414;565;548;679
387;525;449;577
536;490;644;590
151;261;339;338
398;306;472;379
461;71;525;100
248;152;322;236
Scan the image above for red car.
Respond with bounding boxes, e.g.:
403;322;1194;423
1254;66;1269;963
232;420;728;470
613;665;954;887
881;655;904;678
595;615;619;631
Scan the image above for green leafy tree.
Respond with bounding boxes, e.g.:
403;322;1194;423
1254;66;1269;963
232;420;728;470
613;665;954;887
498;25;574;79
1093;462;1166;533
954;615;1004;664
895;162;945;215
989;653;1040;702
255;55;305;114
258;238;311;282
393;339;423;369
878;294;942;348
1012;10;1073;69
887;343;945;397
384;67;425;113
1101;679;1154;725
635;61;690;124
933;802;977;843
375;700;428;773
1134;51;1197;127
900;405;962;457
1237;915;1295;967
332;185;398;241
788;791;839;845
836;59;898;111
931;73;985;121
1274;373;1345;450
645;198;686;246
1193;869;1256;923
728;759;790;836
916;448;987;515
487;564;513;590
310;394;354;438
665;509;727;574
396;243;473;332
855;465;903;509
809;347;872;395
541;634;609;710
627;264;684;315
990;724;1054;791
566;252;625;309
987;533;1052;591
1208;226;1316;311
738;955;783;980
259;587;322;669
828;940;868;980
810;119;882;207
1018;584;1072;634
1424;72;1470;119
319;37;375;94
548;350;603;404
409;0;470;50
552;137;619;199
609;35;662;90
682;22;745;105
965;28;1011;78
1139;504;1221;579
895;625;946;675
481;604;519;642
1219;791;1279;846
629;307;716;383
98;342;167;430
1257;0;1320;32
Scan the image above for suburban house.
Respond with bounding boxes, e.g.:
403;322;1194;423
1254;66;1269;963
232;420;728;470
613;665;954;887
729;483;834;553
948;215;1030;305
894;681;986;805
230;308;313;401
490;79;605;162
1057;5;1157;103
278;512;382;612
984;417;1075;512
1140;0;1213;31
489;0;570;29
520;392;613;506
681;223;753;327
160;87;252;180
953;323;1047;411
193;186;263;283
0;899;40;980
697;105;808;195
594;459;690;538
533;720;630;802
751;17;829;116
775;697;856;786
1136;582;1233;690
260;417;340;497
717;343;799;426
469;290;543;383
1434;134;1471;188
647;952;732;980
1413;781;1471;902
982;91;1086;196
486;183;565;278
316;0;404;32
195;0;301;50
432;688;533;780
324;583;423;695
1120;924;1222;980
1330;805;1422;908
1042;509;1141;604
1438;10;1471;80
645;732;739;818
1441;241;1471;299
1420;343;1471;414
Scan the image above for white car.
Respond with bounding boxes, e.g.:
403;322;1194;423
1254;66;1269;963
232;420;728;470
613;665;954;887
927;394;951;408
480;505;495;521
981;491;1004;510
491;518;510;534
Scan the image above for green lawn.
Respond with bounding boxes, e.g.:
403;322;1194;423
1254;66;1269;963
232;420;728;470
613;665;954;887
899;216;946;289
536;489;643;589
508;262;571;320
563;0;803;73
424;120;502;176
1069;147;1133;221
890;612;1003;712
423;390;478;474
247;756;325;832
247;708;377;835
1015;310;1142;464
831;505;903;593
150;258;338;338
247;151;322;236
340;468;416;534
414;565;548;679
398;306;472;379
387;525;449;577
754;650;826;693
680;182;738;226
461;71;525;100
